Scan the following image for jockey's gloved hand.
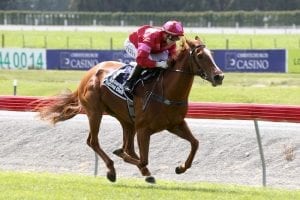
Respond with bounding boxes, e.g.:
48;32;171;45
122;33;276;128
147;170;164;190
156;61;168;69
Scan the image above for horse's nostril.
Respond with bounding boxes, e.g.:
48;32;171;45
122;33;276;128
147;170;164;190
214;74;224;82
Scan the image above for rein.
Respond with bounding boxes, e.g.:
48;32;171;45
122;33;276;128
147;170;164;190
144;44;205;107
169;69;194;75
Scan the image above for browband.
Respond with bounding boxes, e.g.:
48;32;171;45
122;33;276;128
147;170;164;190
190;44;206;54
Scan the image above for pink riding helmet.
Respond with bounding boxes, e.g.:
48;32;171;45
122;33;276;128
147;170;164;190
162;20;184;36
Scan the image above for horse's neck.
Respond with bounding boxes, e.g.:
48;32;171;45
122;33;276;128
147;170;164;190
162;55;194;101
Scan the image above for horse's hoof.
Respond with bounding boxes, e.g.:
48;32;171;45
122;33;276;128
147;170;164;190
175;166;184;174
113;149;123;157
106;172;116;182
145;176;156;184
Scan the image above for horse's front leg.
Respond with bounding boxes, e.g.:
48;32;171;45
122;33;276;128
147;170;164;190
168;120;199;174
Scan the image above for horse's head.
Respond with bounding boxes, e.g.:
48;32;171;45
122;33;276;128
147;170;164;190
177;36;224;86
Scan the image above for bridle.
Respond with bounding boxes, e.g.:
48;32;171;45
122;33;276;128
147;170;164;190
189;44;208;80
169;44;208;80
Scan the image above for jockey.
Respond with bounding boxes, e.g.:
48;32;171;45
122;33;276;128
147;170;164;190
123;20;184;93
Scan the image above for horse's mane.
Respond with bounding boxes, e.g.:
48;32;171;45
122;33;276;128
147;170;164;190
177;38;189;55
169;36;205;68
168;38;190;68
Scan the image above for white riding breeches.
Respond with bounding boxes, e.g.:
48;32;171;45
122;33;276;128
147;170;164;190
124;38;169;62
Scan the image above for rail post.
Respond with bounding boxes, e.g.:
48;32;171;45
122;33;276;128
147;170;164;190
225;38;229;49
254;120;266;187
1;34;4;48
110;37;113;50
13;80;18;96
94;152;98;177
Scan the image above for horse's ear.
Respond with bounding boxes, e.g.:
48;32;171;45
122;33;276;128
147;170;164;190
195;36;205;46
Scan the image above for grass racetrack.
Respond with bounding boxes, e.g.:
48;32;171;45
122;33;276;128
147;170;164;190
0;171;299;200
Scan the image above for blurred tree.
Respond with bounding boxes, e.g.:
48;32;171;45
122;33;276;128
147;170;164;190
1;0;300;11
216;0;235;11
0;0;71;11
0;0;10;10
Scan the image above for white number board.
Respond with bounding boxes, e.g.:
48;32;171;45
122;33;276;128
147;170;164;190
0;48;46;70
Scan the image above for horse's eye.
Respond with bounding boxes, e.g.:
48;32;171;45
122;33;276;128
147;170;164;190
197;53;204;59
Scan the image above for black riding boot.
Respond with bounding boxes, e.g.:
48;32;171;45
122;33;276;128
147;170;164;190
124;65;143;93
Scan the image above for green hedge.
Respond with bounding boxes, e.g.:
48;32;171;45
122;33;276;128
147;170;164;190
0;10;299;27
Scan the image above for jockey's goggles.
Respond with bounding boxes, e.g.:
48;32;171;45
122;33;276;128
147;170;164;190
167;35;180;42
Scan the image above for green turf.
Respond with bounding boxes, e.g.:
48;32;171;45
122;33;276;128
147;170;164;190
0;171;299;200
1;70;300;105
1;30;299;50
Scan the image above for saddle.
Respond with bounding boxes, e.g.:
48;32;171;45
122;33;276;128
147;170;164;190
103;63;161;119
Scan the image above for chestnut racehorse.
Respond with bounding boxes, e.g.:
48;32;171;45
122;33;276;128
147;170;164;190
37;36;224;183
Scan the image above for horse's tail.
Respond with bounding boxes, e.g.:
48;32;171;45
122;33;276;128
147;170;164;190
35;89;81;124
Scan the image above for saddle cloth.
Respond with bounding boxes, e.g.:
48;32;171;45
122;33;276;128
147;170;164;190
103;63;160;101
103;64;133;101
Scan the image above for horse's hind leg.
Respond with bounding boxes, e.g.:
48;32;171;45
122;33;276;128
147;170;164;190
81;70;116;182
168;120;199;174
113;123;140;165
86;112;116;182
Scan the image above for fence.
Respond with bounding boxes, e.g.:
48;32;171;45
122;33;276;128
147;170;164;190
0;95;300;187
1;10;300;27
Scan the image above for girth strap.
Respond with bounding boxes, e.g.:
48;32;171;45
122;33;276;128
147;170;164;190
150;93;187;106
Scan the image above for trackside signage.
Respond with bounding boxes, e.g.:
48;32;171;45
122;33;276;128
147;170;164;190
47;50;134;70
2;49;286;72
0;48;46;70
213;49;286;72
